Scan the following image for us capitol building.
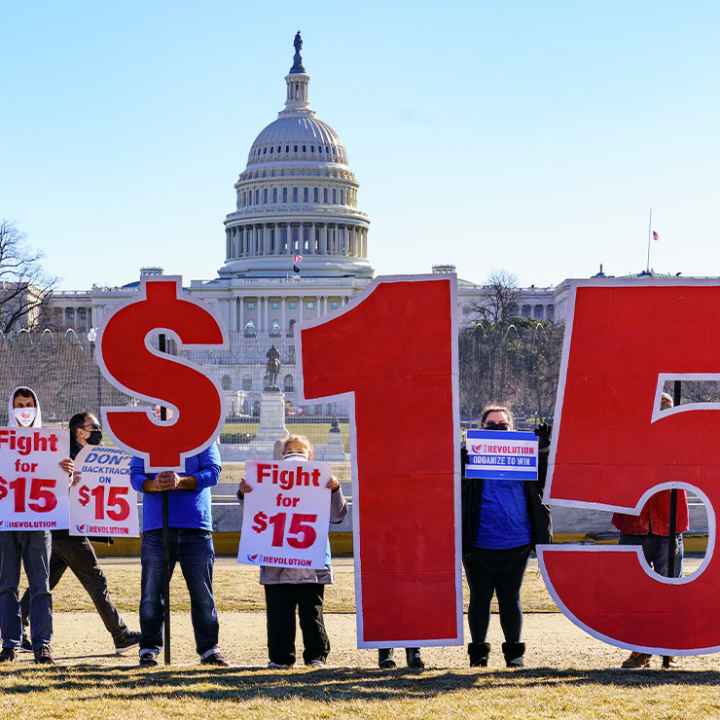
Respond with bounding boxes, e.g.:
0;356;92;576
47;33;564;418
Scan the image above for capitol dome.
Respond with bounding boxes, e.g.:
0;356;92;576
248;116;347;166
219;33;372;279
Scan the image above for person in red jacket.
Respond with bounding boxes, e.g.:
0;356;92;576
612;392;688;670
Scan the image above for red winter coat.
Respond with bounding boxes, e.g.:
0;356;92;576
612;489;689;536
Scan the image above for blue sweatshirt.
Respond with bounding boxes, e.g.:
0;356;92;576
474;479;532;550
130;444;222;532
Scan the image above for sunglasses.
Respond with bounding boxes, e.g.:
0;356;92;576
484;422;509;431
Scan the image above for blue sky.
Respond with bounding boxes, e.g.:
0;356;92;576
2;1;718;290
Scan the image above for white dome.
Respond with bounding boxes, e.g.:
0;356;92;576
220;33;372;281
248;114;347;165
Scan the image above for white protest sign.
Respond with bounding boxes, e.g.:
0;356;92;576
0;427;70;531
238;459;332;570
465;429;539;481
69;445;139;537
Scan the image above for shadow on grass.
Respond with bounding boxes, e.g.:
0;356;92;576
2;665;720;702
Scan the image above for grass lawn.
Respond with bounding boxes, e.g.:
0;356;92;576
3;558;718;718
1;611;718;720
223;422;351;452
47;558;558;614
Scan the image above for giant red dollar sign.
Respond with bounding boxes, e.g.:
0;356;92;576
98;277;225;470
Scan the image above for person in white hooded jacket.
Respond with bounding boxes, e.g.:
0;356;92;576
0;387;72;664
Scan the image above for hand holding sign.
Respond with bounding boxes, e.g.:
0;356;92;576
0;428;70;530
465;430;539;481
69;446;139;537
238;460;332;569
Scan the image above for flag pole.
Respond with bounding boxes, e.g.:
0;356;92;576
646;208;652;273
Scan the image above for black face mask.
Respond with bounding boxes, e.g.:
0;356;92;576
87;430;103;446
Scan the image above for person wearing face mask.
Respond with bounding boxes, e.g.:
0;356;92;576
0;387;73;664
18;411;141;654
238;435;347;669
461;405;552;669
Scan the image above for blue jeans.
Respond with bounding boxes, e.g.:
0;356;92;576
139;528;219;657
0;531;52;650
619;533;684;578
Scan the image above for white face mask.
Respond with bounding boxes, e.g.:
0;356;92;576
14;407;37;427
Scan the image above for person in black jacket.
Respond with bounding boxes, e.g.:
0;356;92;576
19;411;140;654
461;406;552;668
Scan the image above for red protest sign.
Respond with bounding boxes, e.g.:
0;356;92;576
97;276;226;471
539;280;720;655
0;428;70;531
297;275;463;648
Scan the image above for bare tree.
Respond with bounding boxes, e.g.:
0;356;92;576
462;271;522;405
0;220;57;333
472;270;521;326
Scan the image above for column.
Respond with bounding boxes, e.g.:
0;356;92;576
320;224;328;254
264;296;270;333
281;297;287;336
306;224;314;254
299;297;305;325
264;225;271;255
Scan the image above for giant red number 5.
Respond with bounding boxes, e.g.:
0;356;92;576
539;280;720;655
297;275;463;648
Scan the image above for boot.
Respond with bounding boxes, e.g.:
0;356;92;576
378;648;396;669
405;647;424;669
621;652;651;669
468;642;491;667
502;641;525;668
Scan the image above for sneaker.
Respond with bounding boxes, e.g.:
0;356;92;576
621;652;651;669
0;648;16;663
306;658;325;667
20;634;33;653
34;645;54;665
139;651;158;668
268;661;291;669
662;656;678;669
114;631;141;654
201;651;229;667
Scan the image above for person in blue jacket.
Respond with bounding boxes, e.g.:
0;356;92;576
130;440;227;667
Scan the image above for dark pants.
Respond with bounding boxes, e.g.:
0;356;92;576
463;545;531;644
140;528;219;657
20;531;128;642
0;531;52;651
619;533;683;578
264;584;329;665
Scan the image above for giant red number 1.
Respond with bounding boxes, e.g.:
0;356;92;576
539;280;720;655
297;276;463;647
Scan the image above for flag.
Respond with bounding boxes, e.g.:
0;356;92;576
652;230;660;241
293;254;304;264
